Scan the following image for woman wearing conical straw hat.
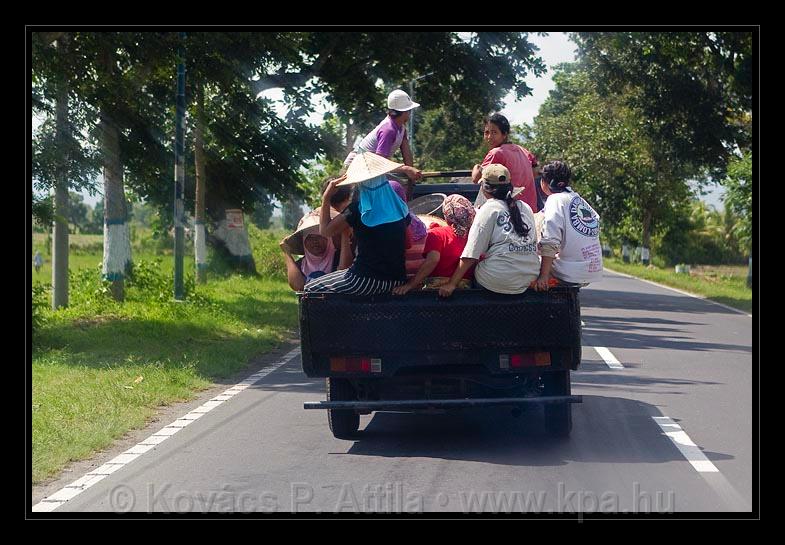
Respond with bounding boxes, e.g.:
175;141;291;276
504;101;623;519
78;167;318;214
303;152;412;295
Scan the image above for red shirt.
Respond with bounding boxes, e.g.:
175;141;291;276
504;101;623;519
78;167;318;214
481;143;538;212
422;225;474;279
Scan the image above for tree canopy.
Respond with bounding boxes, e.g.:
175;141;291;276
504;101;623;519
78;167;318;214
572;31;753;178
32;31;547;224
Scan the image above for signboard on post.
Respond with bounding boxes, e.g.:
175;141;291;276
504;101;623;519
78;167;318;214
226;209;244;230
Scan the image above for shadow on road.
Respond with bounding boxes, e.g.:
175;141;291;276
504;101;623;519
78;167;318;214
581;286;743;316
340;396;734;468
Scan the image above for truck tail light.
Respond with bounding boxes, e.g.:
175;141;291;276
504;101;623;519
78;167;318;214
330;357;381;373
500;352;551;369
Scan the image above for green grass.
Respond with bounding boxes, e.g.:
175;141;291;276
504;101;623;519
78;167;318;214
604;257;752;313
31;227;298;484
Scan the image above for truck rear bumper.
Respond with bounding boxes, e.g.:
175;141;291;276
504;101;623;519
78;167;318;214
304;395;582;411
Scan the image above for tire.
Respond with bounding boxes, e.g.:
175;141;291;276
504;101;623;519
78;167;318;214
327;378;360;439
542;370;572;437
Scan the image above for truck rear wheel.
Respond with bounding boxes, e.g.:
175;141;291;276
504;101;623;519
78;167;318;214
327;378;360;439
543;371;572;437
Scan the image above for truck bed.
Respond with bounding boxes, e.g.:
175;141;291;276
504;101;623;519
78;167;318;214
298;286;582;378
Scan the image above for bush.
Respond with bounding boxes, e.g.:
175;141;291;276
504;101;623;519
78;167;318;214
32;283;50;334
248;225;287;280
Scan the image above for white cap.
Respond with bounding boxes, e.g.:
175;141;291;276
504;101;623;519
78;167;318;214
387;89;420;112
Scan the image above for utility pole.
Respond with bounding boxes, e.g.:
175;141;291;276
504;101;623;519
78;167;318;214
173;32;186;300
407;72;434;159
194;81;207;284
52;35;69;309
747;254;752;288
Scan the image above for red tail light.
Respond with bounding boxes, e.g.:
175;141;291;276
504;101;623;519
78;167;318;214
330;357;372;373
500;352;551;369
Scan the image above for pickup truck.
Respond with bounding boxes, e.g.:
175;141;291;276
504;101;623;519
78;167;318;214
298;181;583;438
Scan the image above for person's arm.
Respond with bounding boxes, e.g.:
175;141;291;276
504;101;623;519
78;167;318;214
391;164;422;181
471;163;483;183
280;241;306;291
472;150;497;183
338;229;353;270
438;258;477;298
400;136;414;167
392;250;440;295
320;177;351;238
536;200;562;290
535;255;555;292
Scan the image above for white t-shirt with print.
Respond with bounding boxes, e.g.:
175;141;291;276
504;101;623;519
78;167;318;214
462;199;540;294
539;190;603;284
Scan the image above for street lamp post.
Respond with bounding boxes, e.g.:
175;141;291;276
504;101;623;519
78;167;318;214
408;72;434;159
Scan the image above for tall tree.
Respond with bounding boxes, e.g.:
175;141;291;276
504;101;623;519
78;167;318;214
526;62;693;255
723;150;752;255
34;32;547;279
573;31;753;178
51;35;70;309
33;32;100;308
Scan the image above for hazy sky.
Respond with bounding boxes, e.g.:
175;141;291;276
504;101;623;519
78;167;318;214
500;32;578;127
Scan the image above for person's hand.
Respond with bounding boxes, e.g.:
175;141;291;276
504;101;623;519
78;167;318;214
403;166;422;182
392;282;415;296
279;239;292;255
535;273;551;292
439;283;456;298
322;175;347;202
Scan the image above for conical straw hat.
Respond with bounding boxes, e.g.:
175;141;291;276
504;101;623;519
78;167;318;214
282;207;338;255
417;214;448;228
336;152;402;186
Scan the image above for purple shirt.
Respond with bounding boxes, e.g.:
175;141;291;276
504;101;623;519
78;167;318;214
357;116;406;159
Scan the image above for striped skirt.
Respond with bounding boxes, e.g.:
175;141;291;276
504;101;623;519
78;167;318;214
303;269;404;295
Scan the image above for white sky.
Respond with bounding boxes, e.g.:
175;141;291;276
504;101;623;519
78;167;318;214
500;32;578;127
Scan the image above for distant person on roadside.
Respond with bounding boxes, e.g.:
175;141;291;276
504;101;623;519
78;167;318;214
533;160;603;291
472;113;539;213
33;250;43;274
342;89;423;196
440;164;540;298
393;194;477;295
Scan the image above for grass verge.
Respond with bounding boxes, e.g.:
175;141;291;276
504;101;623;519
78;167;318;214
31;227;297;484
603;257;752;314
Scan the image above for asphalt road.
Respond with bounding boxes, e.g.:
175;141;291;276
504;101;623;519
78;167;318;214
48;269;754;514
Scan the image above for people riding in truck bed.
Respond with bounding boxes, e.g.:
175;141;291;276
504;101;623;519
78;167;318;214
280;179;354;291
393;194;477;295
471;113;539;213
304;152;411;295
439;164;540;298
534;160;604;291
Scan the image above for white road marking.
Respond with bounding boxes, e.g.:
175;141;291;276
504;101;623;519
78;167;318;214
652;417;719;473
589;346;625;369
604;267;752;318
31;347;301;513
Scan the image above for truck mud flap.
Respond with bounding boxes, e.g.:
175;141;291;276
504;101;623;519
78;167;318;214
304;395;582;411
